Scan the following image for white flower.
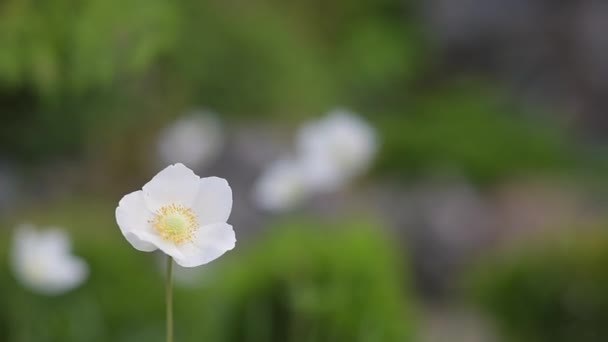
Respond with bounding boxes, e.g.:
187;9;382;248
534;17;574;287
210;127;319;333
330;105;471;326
115;163;236;267
11;225;89;295
157;111;223;169
297;109;377;192
252;158;310;212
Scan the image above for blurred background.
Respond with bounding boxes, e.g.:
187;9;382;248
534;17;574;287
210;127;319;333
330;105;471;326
2;0;608;341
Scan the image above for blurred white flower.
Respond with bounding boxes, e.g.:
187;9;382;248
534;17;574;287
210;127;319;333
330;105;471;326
11;225;88;295
252;109;377;212
297;109;378;192
252;158;310;212
157;111;223;169
116;163;236;267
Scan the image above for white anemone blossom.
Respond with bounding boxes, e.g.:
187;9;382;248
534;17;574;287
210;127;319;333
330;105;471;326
115;163;236;267
297;109;378;192
157;111;223;169
11;225;89;295
252;158;310;212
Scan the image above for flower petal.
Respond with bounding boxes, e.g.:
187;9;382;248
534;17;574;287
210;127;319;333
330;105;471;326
11;225;89;295
298;150;346;192
158;112;223;168
191;177;232;225
115;190;157;252
37;228;71;256
252;158;309;212
41;256;89;295
173;222;236;267
142;163;200;211
123;232;157;252
129;231;185;259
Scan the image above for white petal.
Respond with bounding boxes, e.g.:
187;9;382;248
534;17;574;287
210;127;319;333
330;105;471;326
40;256;89;295
298;151;346;192
322;109;378;171
123;232;157;252
11;226;89;295
173;223;236;267
116;189;190;257
295;109;377;193
252;158;309;212
142;163;200;211
115;190;157;252
61;257;89;290
191;177;232;225
129;230;186;259
158;112;223;168
37;228;71;256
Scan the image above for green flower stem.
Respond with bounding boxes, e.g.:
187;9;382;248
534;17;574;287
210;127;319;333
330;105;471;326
166;256;174;342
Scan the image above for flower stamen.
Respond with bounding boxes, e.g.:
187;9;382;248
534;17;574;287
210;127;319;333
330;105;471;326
152;204;198;245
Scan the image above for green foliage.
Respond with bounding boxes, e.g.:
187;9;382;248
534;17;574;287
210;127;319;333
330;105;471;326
170;1;337;116
0;0;179;161
192;219;416;342
0;0;423;161
467;230;608;342
375;81;575;183
0;200;415;341
0;0;178;96
1;0;578;185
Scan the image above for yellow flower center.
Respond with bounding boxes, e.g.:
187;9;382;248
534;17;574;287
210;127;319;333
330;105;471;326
152;204;199;245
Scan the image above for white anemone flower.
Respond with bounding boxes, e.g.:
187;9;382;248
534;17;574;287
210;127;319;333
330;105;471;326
11;225;89;295
297;108;378;192
252;158;310;212
157;111;223;169
115;163;236;267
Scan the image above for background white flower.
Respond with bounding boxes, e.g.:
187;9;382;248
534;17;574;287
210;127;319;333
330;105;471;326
297;108;378;192
115;163;236;267
157;111;224;169
252;158;310;212
11;225;89;295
